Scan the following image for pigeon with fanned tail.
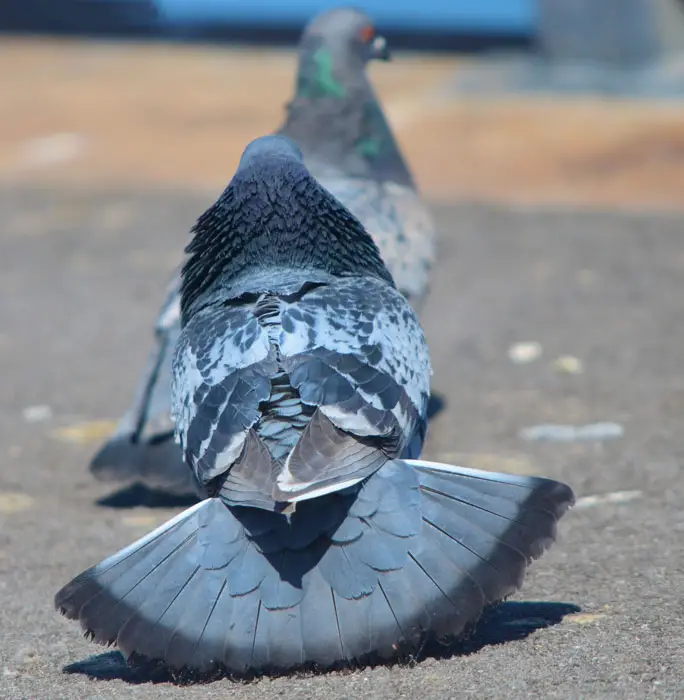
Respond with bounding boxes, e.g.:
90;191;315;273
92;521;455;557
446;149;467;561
56;135;573;677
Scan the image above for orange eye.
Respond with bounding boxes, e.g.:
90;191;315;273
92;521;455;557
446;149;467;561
359;25;375;43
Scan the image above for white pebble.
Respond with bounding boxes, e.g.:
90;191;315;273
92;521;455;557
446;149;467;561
574;490;642;509
22;405;53;423
508;341;542;364
520;422;624;442
20;132;88;170
553;355;584;374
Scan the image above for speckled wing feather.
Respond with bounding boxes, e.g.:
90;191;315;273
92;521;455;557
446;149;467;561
275;276;431;500
171;302;276;503
173;276;429;507
320;176;436;310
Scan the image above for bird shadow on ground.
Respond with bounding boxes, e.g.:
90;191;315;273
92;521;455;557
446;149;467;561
95;483;198;509
61;600;580;685
427;392;446;421
428;600;581;657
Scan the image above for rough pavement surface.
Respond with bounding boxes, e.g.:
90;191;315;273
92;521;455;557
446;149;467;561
0;184;682;699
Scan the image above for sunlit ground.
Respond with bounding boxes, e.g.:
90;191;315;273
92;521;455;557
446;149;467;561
1;38;684;209
1;37;683;700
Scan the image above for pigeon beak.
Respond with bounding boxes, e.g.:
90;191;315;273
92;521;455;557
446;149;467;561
369;34;391;62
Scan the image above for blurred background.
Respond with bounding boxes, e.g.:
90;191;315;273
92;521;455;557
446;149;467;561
1;0;684;206
1;2;684;698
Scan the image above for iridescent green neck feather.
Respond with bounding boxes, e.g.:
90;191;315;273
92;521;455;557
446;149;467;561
296;48;347;99
281;45;414;187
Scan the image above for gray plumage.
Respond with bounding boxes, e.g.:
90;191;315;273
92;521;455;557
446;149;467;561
56;135;573;676
278;7;436;305
172;134;426;510
87;8;435;496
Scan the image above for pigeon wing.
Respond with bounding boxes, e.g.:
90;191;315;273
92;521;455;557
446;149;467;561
275;276;431;501
172;302;277;496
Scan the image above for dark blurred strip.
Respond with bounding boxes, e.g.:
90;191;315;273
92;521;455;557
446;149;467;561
0;0;533;53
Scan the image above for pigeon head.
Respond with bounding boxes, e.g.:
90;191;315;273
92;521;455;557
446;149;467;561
280;8;412;185
292;7;390;101
300;7;390;85
180;135;394;319
237;134;304;171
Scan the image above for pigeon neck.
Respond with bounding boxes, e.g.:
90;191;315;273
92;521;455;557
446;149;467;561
281;47;414;186
180;163;394;321
295;44;362;100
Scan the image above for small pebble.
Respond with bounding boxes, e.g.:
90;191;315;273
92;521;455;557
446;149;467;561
520;422;624;442
15;646;39;665
576;422;624;440
20;132;88;170
122;514;165;528
0;492;35;514
575;490;642;509
508;341;542;364
22;405;52;423
51;420;117;444
553;355;584;374
565;612;607;625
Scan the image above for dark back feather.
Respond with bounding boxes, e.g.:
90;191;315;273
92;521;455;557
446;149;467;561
180;158;394;323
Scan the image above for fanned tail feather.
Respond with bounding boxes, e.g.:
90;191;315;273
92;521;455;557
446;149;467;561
56;460;573;675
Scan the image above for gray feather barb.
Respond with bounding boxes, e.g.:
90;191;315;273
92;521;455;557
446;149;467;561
180;157;394;323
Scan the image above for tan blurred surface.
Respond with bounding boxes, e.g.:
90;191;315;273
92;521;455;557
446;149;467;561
1;38;684;210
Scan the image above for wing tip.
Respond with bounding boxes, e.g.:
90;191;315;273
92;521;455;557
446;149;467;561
408;459;576;508
273;473;367;504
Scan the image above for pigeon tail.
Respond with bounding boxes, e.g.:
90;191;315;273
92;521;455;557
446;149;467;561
56;460;573;675
89;280;195;495
90;434;196;496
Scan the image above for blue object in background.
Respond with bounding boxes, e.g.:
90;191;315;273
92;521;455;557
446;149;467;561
154;0;536;34
0;0;537;44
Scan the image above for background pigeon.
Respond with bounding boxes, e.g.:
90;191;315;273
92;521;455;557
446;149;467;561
278;6;436;307
88;6;436;497
88;273;199;496
56;135;573;676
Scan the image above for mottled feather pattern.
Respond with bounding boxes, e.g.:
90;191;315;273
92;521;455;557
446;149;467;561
171;303;275;486
279;276;430;445
321;177;435;304
172;275;429;505
88;7;436;495
180;162;393;324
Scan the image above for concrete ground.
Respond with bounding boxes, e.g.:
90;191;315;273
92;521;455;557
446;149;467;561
0;40;683;700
